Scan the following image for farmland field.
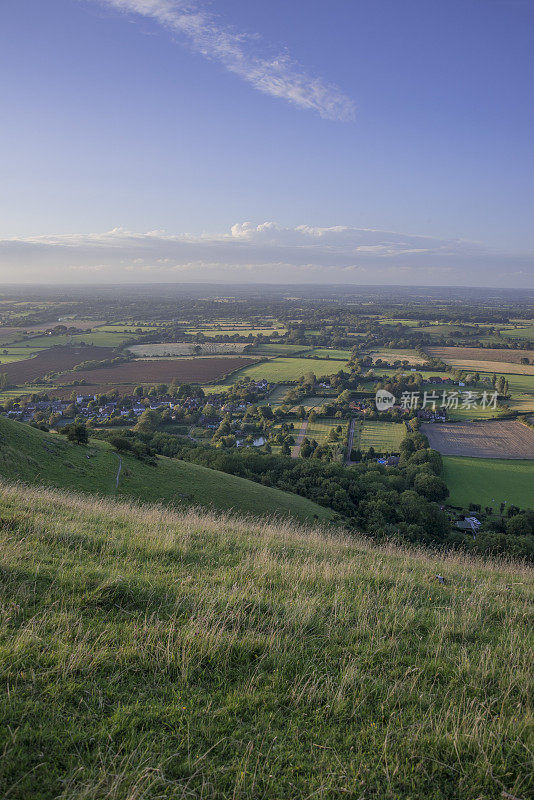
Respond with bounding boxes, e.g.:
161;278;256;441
437;359;534;376
352;420;406;452
252;343;313;355
24;330;134;348
53;356;261;386
371;348;428;365
422;420;534;459
428;346;534;367
128;342;249;356
290;396;330;411
306;348;352;360
442;456;534;509
1;346;116;384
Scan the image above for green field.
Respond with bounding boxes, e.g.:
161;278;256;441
306;348;352;360
0;417;333;523
500;325;534;343
222;356;346;383
304;417;348;444
479;372;534;413
353;420;406;452
0;329;132;360
0;482;531;800
442;455;534;509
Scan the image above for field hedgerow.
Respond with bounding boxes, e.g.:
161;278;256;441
0;481;532;800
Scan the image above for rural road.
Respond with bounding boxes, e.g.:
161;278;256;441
291;420;309;458
114;454;122;489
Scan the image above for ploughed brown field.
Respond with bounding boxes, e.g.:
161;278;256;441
52;356;260;386
421;420;534;459
428;346;534;365
3;346;116;384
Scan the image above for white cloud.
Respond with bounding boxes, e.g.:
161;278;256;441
1;223;532;286
93;0;355;120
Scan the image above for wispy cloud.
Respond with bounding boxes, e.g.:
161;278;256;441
92;0;355;120
1;223;532;286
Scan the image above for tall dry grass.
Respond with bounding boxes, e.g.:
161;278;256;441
0;480;532;800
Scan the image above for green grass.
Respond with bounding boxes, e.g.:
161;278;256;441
0;385;50;400
304;418;348;444
306;348;352;360
223;357;348;384
0;483;531;800
442;455;534;509
0;417;333;524
353;420;407;452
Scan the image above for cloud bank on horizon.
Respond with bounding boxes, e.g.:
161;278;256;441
93;0;355;121
1;223;532;286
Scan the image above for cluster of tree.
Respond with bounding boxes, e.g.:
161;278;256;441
97;429;454;546
72;355;132;371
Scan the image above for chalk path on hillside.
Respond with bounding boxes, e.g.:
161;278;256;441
115;454;122;489
291;421;309;458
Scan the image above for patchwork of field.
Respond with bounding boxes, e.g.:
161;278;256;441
422;420;534;459
2;346;116;384
128;342;249;356
442;456;534;509
185;327;287;338
52;356;260;387
428;346;534;367
352;420;406;453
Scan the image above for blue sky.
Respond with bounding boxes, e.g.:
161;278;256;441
1;0;533;285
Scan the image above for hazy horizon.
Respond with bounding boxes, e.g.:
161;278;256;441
1;1;533;287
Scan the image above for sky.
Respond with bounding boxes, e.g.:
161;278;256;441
0;0;533;286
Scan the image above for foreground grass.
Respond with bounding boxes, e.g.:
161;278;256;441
0;483;532;799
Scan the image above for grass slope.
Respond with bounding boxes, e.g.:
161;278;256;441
443;455;534;509
0;417;333;523
0;483;532;800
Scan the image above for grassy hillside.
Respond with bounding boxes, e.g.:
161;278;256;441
0;483;531;799
443;455;534;509
0;417;333;523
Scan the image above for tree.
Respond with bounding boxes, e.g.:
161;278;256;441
413;472;449;502
66;424;88;445
135;409;161;434
109;435;133;453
